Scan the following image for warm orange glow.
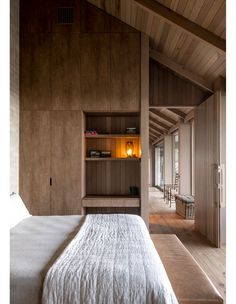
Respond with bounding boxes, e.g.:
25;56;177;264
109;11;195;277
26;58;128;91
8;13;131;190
126;141;134;157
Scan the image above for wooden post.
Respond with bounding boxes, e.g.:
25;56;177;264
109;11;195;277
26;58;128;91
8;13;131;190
141;33;149;227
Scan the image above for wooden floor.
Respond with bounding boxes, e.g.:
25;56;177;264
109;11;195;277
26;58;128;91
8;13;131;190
149;193;226;302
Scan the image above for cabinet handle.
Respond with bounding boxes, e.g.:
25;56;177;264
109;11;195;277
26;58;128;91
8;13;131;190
50;178;52;186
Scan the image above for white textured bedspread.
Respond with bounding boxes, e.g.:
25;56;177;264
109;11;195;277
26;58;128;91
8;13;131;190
43;214;178;304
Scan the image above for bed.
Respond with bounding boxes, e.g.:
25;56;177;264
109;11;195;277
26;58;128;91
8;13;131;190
10;195;178;304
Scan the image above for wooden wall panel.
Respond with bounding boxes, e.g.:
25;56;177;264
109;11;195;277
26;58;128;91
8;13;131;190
80;1;110;32
20;34;51;110
19;111;51;215
80;34;110;111
111;33;141;112
51;33;81;110
80;0;137;33
86;115;140;134
20;0;52;33
86;161;141;195
51;111;82;214
149;60;212;106
195;95;220;246
20;0;80;33
140;33;149;227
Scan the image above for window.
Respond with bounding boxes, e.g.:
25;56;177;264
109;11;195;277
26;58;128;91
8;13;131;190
155;143;164;187
172;132;179;184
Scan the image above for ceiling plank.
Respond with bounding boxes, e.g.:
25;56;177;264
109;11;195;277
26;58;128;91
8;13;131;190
149;126;162;136
149;115;169;130
134;0;226;54
150;109;177;125
149;134;156;140
167;108;186;119
149;122;165;134
150;49;214;92
149;132;159;140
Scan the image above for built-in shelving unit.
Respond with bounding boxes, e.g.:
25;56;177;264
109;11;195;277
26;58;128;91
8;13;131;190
85;157;141;161
83;113;141;215
85;134;140;139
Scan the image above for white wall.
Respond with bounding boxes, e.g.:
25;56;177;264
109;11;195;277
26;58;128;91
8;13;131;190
10;0;19;194
179;123;191;194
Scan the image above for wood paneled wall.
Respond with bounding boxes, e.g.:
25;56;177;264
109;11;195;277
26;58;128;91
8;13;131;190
20;111;51;215
19;0;143;215
86;161;141;196
20;0;141;113
195;94;220;246
10;0;20;194
149;59;212;107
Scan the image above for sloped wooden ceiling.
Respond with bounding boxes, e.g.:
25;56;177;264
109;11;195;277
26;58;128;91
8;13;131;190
149;107;194;144
87;0;226;86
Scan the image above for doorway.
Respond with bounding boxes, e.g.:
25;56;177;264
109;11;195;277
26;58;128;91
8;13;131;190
149;107;195;219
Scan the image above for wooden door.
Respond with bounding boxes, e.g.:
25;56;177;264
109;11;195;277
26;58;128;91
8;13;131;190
20;34;51;110
19;111;51;215
80;34;110;112
51;33;81;110
110;33;140;112
195;93;225;247
51;111;82;214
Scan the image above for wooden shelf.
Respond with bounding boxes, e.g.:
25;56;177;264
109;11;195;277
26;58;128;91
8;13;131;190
85;157;141;161
85;134;140;139
82;195;140;208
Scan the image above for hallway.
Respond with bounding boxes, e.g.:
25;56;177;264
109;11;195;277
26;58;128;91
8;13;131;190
149;187;226;301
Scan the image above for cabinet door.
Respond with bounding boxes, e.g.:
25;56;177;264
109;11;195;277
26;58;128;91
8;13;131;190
111;33;140;112
80;34;110;111
51;33;81;110
51;111;82;214
20;34;51;110
19;111;51;215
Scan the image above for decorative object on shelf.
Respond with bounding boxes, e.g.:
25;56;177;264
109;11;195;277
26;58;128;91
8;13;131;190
126;141;134;157
126;127;137;134
130;186;139;196
84;130;98;136
100;151;111;158
89;150;101;158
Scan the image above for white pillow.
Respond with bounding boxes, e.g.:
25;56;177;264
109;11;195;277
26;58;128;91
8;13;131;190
9;194;31;228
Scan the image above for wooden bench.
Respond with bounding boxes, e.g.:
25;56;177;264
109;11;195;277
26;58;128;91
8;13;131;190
175;194;195;219
151;234;223;304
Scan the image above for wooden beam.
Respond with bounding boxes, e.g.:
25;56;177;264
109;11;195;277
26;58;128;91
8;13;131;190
167;108;186;119
149;122;165;134
149;115;169;130
184;109;195;123
150;109;177;125
140;33;149;227
135;0;226;54
152;136;164;146
149;133;159;143
168;124;179;135
150;49;214;92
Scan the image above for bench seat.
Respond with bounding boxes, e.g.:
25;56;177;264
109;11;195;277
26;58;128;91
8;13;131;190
151;234;223;304
175;194;195;219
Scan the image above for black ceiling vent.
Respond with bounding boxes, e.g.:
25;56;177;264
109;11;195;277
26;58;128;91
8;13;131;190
57;7;74;24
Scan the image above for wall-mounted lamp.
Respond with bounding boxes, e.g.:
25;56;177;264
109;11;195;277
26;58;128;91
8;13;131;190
126;141;134;158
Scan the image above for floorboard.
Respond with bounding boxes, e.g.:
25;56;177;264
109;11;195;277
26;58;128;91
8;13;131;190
149;187;226;301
